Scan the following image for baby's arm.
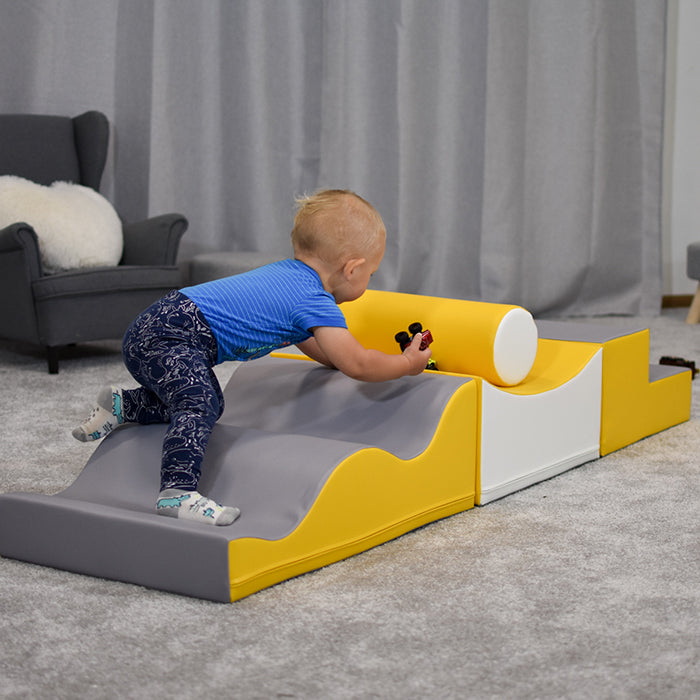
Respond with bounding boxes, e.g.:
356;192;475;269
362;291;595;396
296;335;334;368
298;326;431;382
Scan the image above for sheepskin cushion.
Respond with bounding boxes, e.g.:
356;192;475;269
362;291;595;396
0;175;123;274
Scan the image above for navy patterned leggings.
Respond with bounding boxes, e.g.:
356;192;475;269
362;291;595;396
121;290;224;492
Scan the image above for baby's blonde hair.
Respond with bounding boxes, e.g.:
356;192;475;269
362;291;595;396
291;189;385;265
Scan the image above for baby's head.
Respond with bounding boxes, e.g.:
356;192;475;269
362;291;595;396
291;189;386;267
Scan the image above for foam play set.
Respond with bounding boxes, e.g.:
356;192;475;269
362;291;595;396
0;290;692;602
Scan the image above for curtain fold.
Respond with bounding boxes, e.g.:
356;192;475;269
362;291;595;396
0;0;667;316
480;1;665;315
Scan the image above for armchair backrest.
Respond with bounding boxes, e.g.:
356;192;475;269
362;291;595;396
0;111;109;190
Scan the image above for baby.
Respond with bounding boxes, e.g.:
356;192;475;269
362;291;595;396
73;189;432;526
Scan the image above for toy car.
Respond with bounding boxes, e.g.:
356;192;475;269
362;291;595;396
394;322;437;370
659;355;698;378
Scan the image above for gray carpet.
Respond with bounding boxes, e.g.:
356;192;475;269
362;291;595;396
1;308;698;700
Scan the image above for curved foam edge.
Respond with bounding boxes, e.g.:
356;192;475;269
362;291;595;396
226;379;479;601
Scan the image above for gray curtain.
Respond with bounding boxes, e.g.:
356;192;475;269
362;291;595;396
0;0;666;316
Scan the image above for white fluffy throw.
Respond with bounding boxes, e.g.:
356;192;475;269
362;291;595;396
0;175;123;274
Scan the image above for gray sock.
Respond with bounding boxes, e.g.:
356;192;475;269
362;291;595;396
156;489;240;526
72;386;124;442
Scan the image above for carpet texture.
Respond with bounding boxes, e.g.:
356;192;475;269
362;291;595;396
1;309;698;699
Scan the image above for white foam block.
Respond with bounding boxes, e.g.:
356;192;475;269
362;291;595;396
478;348;602;504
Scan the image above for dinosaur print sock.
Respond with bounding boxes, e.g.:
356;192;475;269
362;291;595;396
72;386;125;442
156;489;240;526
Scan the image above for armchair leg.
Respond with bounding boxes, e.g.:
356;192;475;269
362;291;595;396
47;347;59;374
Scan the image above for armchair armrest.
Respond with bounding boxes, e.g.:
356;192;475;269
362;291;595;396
0;222;44;344
0;222;43;279
121;213;188;266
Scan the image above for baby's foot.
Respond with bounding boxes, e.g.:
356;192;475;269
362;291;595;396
72;386;124;442
156;489;240;526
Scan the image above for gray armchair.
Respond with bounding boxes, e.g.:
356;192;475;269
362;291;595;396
0;111;188;373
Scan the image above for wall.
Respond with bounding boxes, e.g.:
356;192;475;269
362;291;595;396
664;0;700;296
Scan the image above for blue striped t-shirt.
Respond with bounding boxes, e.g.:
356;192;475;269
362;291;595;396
181;259;347;364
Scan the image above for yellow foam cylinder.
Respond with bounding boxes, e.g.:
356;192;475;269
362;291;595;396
342;289;538;386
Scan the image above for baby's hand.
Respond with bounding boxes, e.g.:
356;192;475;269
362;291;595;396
403;332;433;375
